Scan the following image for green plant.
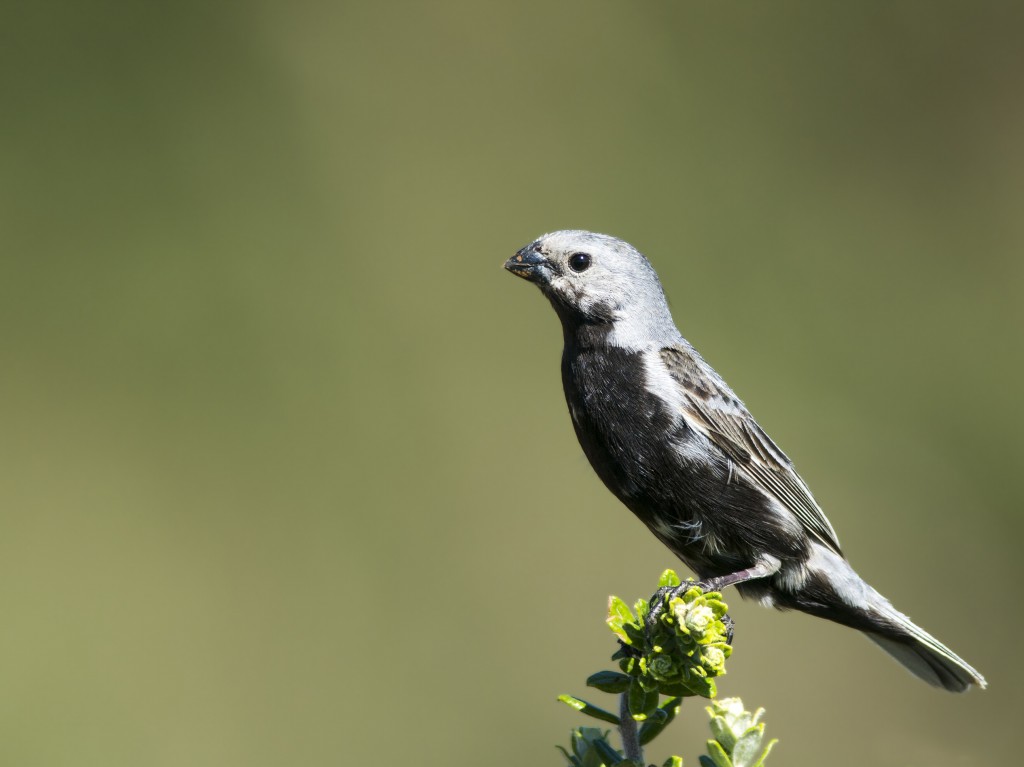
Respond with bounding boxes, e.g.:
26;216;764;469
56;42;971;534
557;570;777;767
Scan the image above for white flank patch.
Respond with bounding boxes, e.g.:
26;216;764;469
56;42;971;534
639;348;685;412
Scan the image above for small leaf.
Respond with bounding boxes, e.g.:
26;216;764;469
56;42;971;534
662;757;683;767
628;677;659;720
731;725;765;767
699;758;717;767
586;670;632;694
750;738;778;767
659;569;682;588
573;728;608;759
592;738;628;765
681;586;702;602
659;682;697;699
608;596;637;643
709;716;735;752
627;678;647;720
609;596;635;623
558;695;621;725
637;710;667;745
580;745;605;767
635;598;650;621
634;598;649;620
706;739;733;767
638;697;682;745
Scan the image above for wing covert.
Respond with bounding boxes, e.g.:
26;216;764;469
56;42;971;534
660;346;843;554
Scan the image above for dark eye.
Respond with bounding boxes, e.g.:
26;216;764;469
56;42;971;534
568;252;591;272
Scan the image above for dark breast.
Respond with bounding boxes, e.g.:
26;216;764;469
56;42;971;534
561;340;808;578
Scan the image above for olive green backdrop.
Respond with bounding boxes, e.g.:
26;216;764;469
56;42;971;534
2;1;1021;765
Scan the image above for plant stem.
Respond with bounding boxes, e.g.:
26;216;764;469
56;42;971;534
619;692;643;764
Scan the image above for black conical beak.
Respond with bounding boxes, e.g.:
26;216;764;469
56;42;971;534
503;242;547;282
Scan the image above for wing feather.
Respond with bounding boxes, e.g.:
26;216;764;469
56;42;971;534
661;346;843;554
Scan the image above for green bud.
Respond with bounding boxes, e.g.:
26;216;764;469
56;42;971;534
658;569;682;588
647;655;675;680
704;698;777;767
683;603;715;635
702;646;726;672
707;697;757;741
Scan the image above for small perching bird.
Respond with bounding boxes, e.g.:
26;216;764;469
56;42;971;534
504;230;985;692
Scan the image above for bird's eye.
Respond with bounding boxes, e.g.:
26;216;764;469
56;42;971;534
568;252;591;272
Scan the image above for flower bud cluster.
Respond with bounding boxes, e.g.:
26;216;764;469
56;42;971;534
607;571;732;700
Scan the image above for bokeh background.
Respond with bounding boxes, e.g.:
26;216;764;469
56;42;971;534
2;1;1022;765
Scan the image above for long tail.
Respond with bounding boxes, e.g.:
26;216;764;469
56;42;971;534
776;545;987;692
863;607;986;693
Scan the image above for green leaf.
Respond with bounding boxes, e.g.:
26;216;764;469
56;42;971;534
731;725;765;767
592;737;628;765
708;719;729;751
637;710;667;746
573;728;608;758
699;757;717;767
569;727;618;767
586;670;631;694
628;677;659;720
558;695;621;725
638;697;682;745
662;757;683;767
705;739;733;767
608;596;637;643
580;745;606;767
750;739;777;767
636;598;650;621
659;569;682;588
634;598;649;621
659;682;696;699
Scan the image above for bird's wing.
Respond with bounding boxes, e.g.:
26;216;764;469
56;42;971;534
660;346;843;554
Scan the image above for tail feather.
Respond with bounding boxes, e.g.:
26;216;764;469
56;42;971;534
777;545;987;692
864;586;986;693
866;630;985;693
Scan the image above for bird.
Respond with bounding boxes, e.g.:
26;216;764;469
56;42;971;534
503;229;986;692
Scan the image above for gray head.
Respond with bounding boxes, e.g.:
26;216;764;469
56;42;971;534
504;230;681;349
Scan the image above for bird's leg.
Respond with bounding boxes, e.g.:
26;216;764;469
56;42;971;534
646;557;780;633
697;557;781;593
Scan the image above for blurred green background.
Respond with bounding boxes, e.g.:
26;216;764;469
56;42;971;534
1;1;1022;765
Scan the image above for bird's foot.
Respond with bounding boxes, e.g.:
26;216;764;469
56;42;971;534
645;580;714;628
645;579;734;644
645;585;675;630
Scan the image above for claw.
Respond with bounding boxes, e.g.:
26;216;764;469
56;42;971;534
645;585;676;630
722;613;735;645
645;580;736;645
